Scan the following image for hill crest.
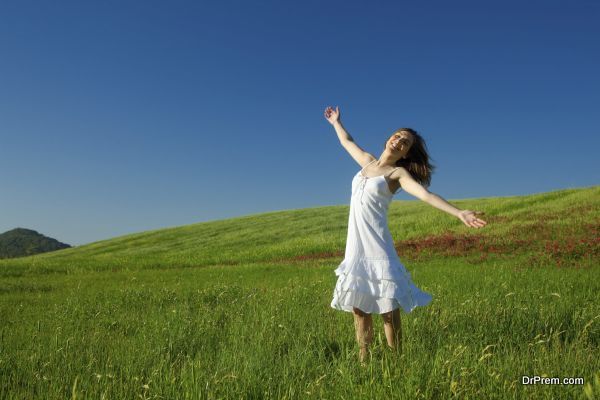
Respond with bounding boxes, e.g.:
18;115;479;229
0;228;71;259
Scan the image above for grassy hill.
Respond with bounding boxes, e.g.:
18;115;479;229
0;186;598;399
1;186;598;275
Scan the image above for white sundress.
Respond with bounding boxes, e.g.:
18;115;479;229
331;159;433;314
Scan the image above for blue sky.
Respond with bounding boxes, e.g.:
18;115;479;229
1;0;598;246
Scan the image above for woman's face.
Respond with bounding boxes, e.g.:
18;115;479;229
386;131;414;158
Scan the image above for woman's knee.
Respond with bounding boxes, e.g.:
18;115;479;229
352;307;369;317
381;311;394;324
382;309;400;324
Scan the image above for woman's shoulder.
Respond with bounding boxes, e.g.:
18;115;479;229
389;165;409;178
358;155;377;168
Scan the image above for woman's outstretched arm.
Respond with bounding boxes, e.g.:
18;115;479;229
397;168;487;229
324;106;373;167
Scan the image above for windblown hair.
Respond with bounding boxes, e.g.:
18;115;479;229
384;128;435;188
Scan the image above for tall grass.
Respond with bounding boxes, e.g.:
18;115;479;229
0;186;598;399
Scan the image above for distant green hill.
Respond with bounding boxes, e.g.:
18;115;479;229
0;228;71;259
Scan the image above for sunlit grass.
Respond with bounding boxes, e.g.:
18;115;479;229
0;186;598;399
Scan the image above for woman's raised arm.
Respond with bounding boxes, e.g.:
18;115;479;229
324;106;373;167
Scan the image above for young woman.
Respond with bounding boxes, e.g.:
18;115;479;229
324;106;487;363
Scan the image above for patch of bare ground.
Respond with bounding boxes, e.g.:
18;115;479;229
272;209;599;268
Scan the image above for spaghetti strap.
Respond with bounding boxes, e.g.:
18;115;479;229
385;166;402;177
359;158;378;174
364;159;377;168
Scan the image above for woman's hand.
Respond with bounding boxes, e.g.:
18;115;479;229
458;210;487;228
324;106;340;125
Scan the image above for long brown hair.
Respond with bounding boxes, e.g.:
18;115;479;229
384;128;435;188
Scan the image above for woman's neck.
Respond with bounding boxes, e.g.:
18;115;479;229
377;151;402;167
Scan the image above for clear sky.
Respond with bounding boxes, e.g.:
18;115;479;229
1;0;598;246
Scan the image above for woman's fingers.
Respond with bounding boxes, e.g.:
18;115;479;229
465;211;487;228
473;219;487;228
324;106;339;123
461;212;487;228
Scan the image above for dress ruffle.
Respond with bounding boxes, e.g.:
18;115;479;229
331;256;432;314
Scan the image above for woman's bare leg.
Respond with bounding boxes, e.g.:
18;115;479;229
382;308;402;352
352;307;373;363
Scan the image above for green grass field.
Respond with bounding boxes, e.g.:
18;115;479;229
1;186;599;399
